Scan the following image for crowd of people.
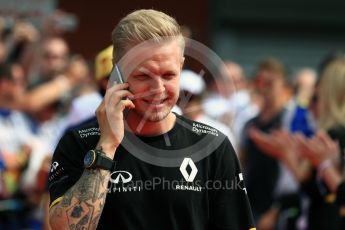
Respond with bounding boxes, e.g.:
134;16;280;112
0;11;102;229
0;9;345;230
181;53;345;229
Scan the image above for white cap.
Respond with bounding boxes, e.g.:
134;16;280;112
179;70;205;95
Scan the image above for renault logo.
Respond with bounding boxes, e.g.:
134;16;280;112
179;158;198;182
110;171;133;184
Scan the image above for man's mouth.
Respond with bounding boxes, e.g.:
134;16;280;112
143;98;168;106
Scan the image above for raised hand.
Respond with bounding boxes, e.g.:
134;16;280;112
295;130;339;168
248;128;295;160
95;82;135;157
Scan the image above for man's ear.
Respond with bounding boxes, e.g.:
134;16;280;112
180;56;185;69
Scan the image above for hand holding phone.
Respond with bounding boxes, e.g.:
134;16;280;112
95;65;134;156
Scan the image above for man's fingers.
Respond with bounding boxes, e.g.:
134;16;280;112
117;99;135;111
96;90;134;117
106;82;129;91
107;90;134;108
104;83;130;105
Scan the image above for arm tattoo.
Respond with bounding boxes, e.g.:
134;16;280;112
51;169;110;229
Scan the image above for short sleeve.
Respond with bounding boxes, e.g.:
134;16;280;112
210;138;256;230
48;130;87;208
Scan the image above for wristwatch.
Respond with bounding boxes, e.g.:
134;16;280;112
83;149;116;171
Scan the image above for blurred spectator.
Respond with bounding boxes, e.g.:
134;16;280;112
202;63;234;125
0;63;31;184
0;62;43;229
293;68;317;106
0;17;40;64
296;130;345;229
65;55;102;127
282;68;317;137
0;10;83;229
179;69;237;148
301;55;345;229
248;54;345;229
29;36;69;85
226;62;262;144
202;61;254;143
241;57;300;229
233;88;262;149
0;63;25;108
223;61;251;114
95;45;114;96
6;19;40;64
0;37;91;117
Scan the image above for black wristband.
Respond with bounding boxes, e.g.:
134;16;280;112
94;149;116;171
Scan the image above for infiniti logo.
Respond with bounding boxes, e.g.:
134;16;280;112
50;161;59;173
110;171;133;184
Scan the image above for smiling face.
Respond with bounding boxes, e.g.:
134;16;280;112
125;40;184;122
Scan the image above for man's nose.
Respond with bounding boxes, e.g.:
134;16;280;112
150;77;165;93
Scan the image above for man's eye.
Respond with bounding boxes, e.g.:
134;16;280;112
163;73;175;79
135;74;149;80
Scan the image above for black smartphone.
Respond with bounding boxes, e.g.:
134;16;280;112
109;64;129;118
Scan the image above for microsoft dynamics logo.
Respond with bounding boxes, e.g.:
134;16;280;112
179;158;198;182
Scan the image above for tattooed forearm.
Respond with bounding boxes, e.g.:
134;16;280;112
50;169;110;230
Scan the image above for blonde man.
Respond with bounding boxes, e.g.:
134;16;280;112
48;9;255;230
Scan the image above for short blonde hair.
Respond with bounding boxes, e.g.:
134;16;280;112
318;56;345;129
111;9;185;61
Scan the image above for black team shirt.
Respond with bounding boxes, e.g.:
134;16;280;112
48;114;255;230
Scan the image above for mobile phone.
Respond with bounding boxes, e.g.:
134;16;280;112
110;64;125;84
109;64;129;118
